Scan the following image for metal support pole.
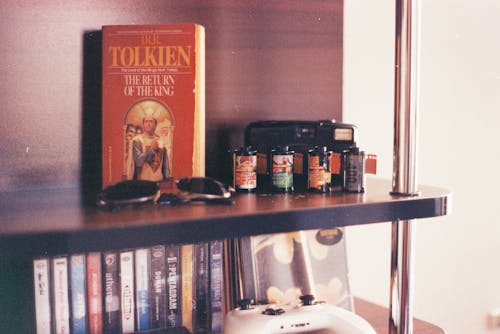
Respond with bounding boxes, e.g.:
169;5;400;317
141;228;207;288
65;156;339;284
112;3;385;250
390;219;417;334
390;0;421;333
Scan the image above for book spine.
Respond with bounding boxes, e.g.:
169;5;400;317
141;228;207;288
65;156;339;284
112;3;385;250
69;254;87;334
120;250;135;333
150;245;166;329
194;242;210;334
193;23;206;176
210;240;224;334
180;244;194;332
135;248;151;331
103;251;121;333
33;258;52;334
166;244;181;328
86;252;103;334
52;256;70;334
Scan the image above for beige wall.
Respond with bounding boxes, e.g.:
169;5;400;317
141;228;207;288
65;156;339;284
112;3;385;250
343;0;500;333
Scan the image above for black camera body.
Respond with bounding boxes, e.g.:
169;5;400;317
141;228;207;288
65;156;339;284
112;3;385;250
244;120;357;191
244;120;357;153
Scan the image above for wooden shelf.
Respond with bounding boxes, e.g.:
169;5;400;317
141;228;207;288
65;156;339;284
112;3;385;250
0;177;450;260
0;2;450;333
355;298;445;334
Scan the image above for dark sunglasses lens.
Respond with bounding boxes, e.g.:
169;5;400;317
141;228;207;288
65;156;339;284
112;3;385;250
103;180;159;201
177;177;224;195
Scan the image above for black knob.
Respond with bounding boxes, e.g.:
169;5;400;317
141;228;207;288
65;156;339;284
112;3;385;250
262;308;285;316
300;294;315;306
238;298;254;310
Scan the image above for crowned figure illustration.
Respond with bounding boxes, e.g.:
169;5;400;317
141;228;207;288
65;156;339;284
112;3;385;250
124;100;174;181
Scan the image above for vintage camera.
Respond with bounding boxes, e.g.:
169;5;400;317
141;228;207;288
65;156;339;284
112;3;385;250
245;120;356;152
244;120;357;191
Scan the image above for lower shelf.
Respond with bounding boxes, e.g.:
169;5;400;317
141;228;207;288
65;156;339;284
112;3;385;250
355;298;445;334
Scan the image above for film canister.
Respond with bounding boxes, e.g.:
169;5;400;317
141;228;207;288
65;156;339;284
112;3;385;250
233;146;257;192
270;146;294;193
308;146;332;193
342;143;365;193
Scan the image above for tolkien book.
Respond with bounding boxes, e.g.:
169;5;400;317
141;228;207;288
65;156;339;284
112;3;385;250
102;24;206;188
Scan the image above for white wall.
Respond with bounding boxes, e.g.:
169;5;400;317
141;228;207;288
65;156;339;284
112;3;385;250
343;1;500;333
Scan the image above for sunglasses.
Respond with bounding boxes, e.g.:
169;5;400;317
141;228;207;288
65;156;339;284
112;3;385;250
97;177;234;209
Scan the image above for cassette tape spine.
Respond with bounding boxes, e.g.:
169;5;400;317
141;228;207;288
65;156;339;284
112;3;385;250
33;258;52;334
135;248;151;331
150;245;167;329
120;250;135;333
52;256;70;334
103;251;121;333
70;254;87;334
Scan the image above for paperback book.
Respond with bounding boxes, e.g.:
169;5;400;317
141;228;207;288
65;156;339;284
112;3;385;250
101;24;206;188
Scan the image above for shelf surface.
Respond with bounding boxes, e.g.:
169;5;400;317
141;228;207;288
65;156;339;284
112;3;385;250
0;177;450;259
354;298;445;334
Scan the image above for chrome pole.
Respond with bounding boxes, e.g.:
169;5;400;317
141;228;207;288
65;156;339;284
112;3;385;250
390;0;420;333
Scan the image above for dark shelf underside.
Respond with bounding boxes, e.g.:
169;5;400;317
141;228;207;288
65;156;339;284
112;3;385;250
0;178;450;260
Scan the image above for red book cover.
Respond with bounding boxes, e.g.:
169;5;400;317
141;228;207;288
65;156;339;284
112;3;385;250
86;252;103;334
102;24;205;188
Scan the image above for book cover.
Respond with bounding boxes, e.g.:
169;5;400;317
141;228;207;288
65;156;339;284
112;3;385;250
69;254;87;334
33;258;51;334
239;228;353;310
180;244;194;332
307;228;353;310
193;243;209;334
101;24;206;188
52;256;70;334
135;248;151;331
86;252;103;334
103;251;121;333
209;240;224;334
166;244;181;328
150;245;166;329
120;250;135;333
